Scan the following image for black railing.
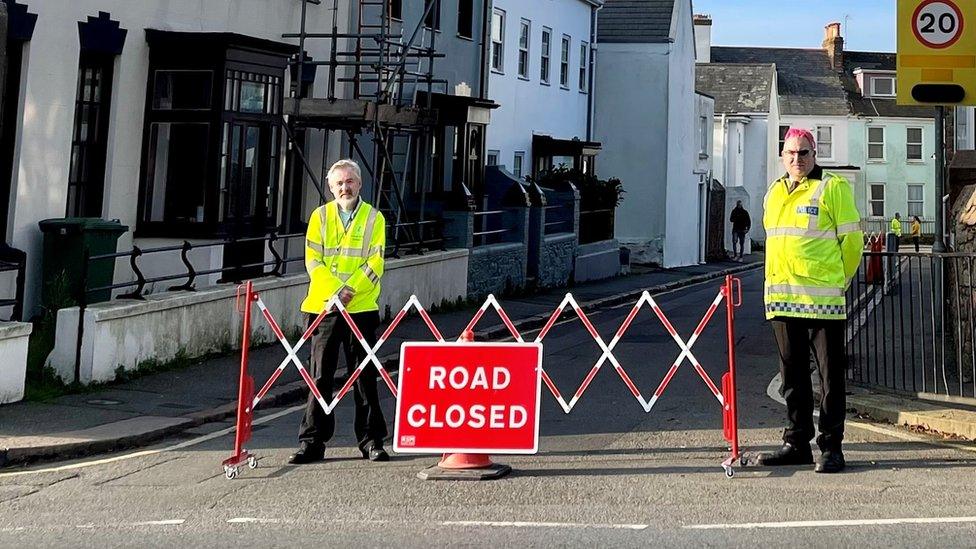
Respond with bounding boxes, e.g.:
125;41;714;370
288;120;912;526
579;207;614;244
847;251;975;402
81;233;306;305
543;203;574;235
387;218;445;257
472;210;510;247
0;245;26;321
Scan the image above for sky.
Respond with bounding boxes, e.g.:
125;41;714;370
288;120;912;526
692;0;897;52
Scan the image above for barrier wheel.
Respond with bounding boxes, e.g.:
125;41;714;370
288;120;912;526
723;466;734;478
224;466;239;480
247;456;258;469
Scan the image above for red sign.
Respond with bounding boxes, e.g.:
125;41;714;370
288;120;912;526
393;342;543;454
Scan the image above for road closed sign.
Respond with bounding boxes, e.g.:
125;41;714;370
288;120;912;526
393;342;542;454
898;0;976;105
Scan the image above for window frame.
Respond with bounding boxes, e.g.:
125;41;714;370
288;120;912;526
870;76;896;98
578;42;588;92
136;42;288;239
868;183;886;218
388;0;403;21
486;150;499;166
423;0;441;31
491;8;505;74
867;126;886;162
518;19;531;80
907;126;924;162
456;0;473;39
67;50;116;218
560;34;570;89
540;27;552;85
777;124;790;155
907;184;924;218
815;125;833;161
699;115;709;156
513;151;525;178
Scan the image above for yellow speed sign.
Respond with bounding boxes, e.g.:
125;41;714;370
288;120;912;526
898;0;976;105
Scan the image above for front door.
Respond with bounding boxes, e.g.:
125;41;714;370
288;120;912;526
222;120;272;280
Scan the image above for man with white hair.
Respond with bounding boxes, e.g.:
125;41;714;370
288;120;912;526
289;159;389;464
751;128;863;473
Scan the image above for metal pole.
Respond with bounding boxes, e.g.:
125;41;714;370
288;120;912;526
934;106;946;253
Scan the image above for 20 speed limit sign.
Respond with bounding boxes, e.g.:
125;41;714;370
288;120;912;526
913;0;964;49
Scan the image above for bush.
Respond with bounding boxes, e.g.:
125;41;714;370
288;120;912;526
528;167;625;210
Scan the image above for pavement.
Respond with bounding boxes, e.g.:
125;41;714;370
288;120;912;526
0;255;764;469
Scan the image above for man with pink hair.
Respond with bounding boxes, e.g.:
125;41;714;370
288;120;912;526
749;127;863;473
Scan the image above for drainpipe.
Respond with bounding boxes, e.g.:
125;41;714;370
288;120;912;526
478;0;491;99
586;3;601;140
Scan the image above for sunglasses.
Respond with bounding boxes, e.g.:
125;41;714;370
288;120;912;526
784;149;812;158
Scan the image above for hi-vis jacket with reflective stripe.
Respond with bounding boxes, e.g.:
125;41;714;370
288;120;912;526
890;217;902;236
301;200;385;314
763;166;863;320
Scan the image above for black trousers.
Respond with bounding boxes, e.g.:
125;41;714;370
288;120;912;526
732;230;747;256
771;317;847;452
298;310;388;452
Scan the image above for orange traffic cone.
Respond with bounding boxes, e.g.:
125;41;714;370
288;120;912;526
417;330;513;481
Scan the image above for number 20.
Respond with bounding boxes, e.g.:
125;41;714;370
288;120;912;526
920;12;957;34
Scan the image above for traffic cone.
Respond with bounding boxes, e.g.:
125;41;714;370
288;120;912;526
417;329;513;481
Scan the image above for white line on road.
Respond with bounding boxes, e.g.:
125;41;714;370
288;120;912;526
227;517;281;524
441;520;648;530
0;404;306;479
686;516;976;530
131;519;185;526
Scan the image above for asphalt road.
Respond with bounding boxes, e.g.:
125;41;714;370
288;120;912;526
2;269;976;548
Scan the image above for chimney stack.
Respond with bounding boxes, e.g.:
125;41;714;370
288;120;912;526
694;14;712;63
823;22;844;71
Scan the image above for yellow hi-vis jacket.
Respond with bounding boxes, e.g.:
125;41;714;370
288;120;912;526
300;200;385;314
890;217;902;236
763;167;863;320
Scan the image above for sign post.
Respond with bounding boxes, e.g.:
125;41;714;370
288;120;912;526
899;0;976;252
394;340;543;480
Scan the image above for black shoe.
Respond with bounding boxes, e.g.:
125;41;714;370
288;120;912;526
815;450;846;473
288;443;325;465
361;445;390;462
750;442;814;466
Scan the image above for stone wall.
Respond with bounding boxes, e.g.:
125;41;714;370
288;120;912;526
539;233;576;288
467;243;528;299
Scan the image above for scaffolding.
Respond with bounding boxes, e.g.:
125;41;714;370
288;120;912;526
281;0;449;256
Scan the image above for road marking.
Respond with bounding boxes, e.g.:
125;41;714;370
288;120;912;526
131;519;185;526
0;404;305;479
227;517;280;524
441;520;648;530
686;516;976;530
765;374;976;452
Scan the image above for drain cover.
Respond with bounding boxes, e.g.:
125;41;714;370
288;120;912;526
86;398;123;406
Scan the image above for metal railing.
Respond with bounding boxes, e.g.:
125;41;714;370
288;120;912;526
846;251;976;402
863;217;934;237
543;203;574;235
81;233;307;305
472;210;511;247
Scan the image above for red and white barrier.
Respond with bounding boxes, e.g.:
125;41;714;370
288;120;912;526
222;275;743;479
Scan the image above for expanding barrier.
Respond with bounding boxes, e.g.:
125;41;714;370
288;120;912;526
222;276;744;479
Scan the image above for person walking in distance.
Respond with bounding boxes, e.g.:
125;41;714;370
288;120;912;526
751;128;863;473
911;216;921;253
729;200;751;261
289;159;390;464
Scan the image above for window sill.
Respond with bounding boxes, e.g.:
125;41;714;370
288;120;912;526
907;159;926;164
457;34;474;42
491;68;505;75
560;85;570;91
517;75;530;82
698;152;709;159
540;81;551;86
578;89;588;95
867;159;887;164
